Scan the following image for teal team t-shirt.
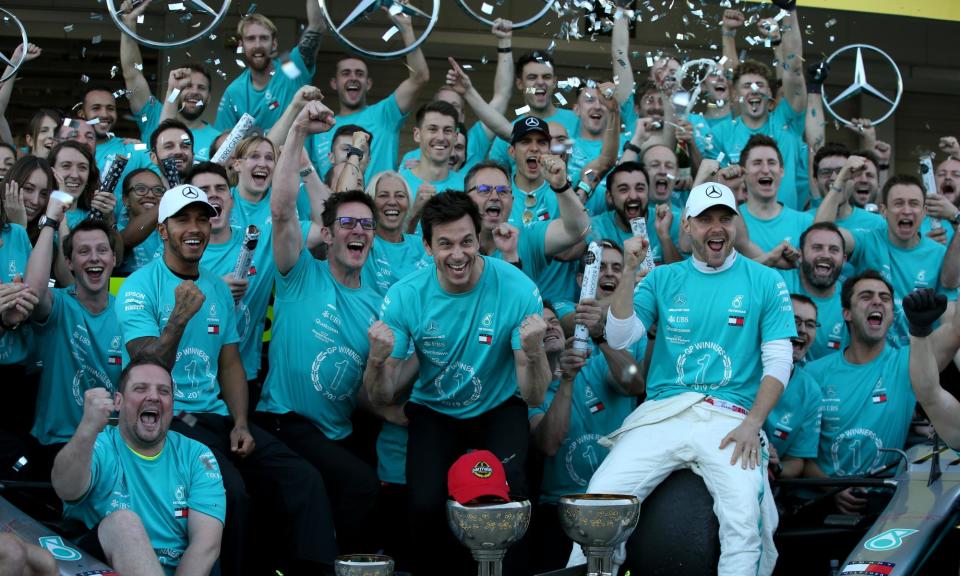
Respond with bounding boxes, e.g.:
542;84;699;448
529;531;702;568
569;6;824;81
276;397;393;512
399;122;492;175
0;224;32;365
257;251;383;440
588;205;680;265
308;92;408;182
381;256;543;419
96;136;156;222
116;259;239;415
135;97;219;161
399;166;465;203
763;366;822;459
781;269;847;362
529;339;645;503
487;108;580;170
509;179;556;227
805;345;914;476
633;254;797;409
31;288;123;445
119;229;163;276
64;426;225;575
215;47;314;131
364;234;432;296
740;203;813;252
201;222;310;380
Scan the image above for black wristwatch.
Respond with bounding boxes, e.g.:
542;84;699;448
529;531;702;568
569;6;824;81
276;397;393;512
346;146;365;160
623;141;642;155
550;181;572;194
38;215;60;231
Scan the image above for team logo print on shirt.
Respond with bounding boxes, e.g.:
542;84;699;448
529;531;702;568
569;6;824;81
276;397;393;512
207;324;220;334
108;355;122;365
727;315;745;327
828;339;842;350
871;379;887;404
174;507;189;519
268;100;280;111
478;333;493;345
840;561;895;575
773;428;789;440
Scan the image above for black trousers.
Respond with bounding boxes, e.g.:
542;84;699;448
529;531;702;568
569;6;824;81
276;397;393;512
253;411;379;554
170;413;337;576
405;397;530;576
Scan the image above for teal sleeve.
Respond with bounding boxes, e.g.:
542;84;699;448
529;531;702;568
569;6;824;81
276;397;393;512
117;276;161;341
187;444;226;523
787;374;822;459
511;280;544;350
761;270;797;343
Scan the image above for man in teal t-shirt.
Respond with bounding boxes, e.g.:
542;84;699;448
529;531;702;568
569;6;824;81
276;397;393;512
366;192;551;574
215;4;323;132
571;182;796;575
116;182;337;574
399;101;465;213
308;11;429;181
53;358;224;575
0;221;32;366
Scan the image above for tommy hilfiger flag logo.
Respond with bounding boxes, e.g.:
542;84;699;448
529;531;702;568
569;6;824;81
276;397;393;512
840;561;895;575
108;356;122;365
727;316;745;327
872;393;887;404
589;402;605;414
478;333;493;345
174;508;189;519
207;325;219;334
828;340;841;350
268;100;280;110
773;428;789;440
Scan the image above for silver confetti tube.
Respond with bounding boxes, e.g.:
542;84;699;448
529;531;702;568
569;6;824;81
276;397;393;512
211;113;256;165
232;225;260;280
161;157;182;188
90;153;129;221
629;217;656;272
573;242;602;353
919;155;942;230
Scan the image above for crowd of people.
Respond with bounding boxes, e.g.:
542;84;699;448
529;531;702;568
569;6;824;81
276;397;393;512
0;0;959;574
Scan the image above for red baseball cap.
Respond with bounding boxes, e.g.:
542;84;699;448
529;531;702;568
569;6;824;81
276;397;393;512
447;450;510;505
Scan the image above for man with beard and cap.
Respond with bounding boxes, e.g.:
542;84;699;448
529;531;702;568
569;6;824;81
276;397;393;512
738;135;813;251
781;222;848;361
575;181;795;576
2;198;123;476
763;294;823;479
809;143;883;232
309;10;429;181
587;161;682;265
817;168;959;346
803;273;960;515
215;2;324;132
528;291;646;573
149;119;194;189
710;1;807;210
365;191;551;575
52;357;225;575
119;0;219;161
117;183;338;575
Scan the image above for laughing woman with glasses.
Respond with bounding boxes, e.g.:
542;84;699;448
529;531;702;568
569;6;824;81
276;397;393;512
363;171;431;296
118;168;165;275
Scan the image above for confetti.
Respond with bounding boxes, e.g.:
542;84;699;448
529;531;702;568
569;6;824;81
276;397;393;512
167;88;181;103
555;93;567;106
382;26;399;42
825;18;837;28
63;24;74;33
92;35;102;45
80;75;90;84
169;2;185;10
86;118;99;125
481;3;494;15
134;143;148;151
388;3;403;15
515;105;531;116
281;60;301;79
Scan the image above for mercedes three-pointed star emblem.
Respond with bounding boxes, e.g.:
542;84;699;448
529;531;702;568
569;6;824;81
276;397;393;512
821;44;903;126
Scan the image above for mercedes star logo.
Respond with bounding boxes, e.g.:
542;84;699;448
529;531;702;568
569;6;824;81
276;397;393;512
525;117;540;127
705;186;722;199
182;187;199;199
821;44;903;126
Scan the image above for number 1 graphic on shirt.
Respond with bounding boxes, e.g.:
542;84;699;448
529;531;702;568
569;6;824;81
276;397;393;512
850;438;862;471
330;359;349;393
583;444;599;473
695;353;711;386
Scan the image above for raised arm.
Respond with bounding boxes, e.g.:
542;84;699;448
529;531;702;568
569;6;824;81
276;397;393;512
720;9;744;74
487;19;514;114
610;9;634;106
814;156;862;255
515;314;551;407
364;320;417;407
51;388;113;502
447;58;512;140
19;197;69;322
540;154;589;256
119;0;153;114
272;101;335;275
777;2;807;114
158;68;194;123
266;85;322;148
391;10;430;114
942;220;960;289
297;0;326;72
125;281;205;369
0;43;41;145
530;345;585;456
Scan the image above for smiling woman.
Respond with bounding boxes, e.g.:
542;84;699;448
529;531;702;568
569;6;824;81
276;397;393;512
48;141;100;229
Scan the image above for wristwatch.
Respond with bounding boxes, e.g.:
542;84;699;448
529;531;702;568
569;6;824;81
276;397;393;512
623;141;642;155
346;146;365;160
38;215;60;231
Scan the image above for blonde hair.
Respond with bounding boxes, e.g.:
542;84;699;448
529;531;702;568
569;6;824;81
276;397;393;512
364;171;411;200
234;135;277;160
236;13;277;41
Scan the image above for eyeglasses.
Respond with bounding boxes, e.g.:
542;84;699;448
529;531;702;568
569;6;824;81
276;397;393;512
335;216;376;230
128;184;165;197
468;184;511;198
794;317;821;331
817;167;843;178
522;191;537;224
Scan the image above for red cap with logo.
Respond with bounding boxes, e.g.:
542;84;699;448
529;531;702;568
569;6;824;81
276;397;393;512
447;450;511;505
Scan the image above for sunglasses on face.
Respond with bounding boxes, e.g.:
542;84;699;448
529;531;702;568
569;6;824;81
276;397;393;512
469;184;511;198
335;216;377;230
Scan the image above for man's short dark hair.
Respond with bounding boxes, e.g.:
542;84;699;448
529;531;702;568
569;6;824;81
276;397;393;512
790;293;818;314
738;134;783;167
515;51;554;79
880;173;925;205
187;162;230;186
81;86;115;105
63;218;120;260
182;64;213;87
732;60;775;90
415;100;459;128
464;160;510;191
605;161;648;195
121;168;162;198
150;119;194;153
331;124;374;148
578;239;623;274
840;269;894;310
119;353;173;393
799;221;845;253
320;190;377;229
421;191;481;245
812;142;850;176
852;149;881;171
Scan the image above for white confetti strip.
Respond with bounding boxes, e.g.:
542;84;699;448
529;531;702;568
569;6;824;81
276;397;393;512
167;88;181;103
134;143;148;151
481;3;494;14
169;2;185;10
515;105;531;116
555;93;567;106
281;60;301;79
382;26;399;42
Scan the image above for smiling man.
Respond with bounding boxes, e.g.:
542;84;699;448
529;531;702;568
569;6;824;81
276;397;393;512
817;170;958;346
116;183;336;575
52;358;224;575
150;119;195;188
365;191;551;575
400;101;465;221
578;181;795;575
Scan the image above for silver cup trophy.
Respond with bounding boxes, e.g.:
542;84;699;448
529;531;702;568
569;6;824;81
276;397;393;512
446;499;532;576
334;554;395;576
559;494;640;576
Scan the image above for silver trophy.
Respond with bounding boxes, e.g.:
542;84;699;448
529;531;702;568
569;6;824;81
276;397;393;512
559;494;640;576
334;554;395;576
446;500;531;576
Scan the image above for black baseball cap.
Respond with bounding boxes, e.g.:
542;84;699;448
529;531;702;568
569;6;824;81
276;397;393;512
510;116;550;144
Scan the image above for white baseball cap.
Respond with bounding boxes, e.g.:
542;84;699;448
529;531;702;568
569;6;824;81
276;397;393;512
157;184;217;223
685;182;738;218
